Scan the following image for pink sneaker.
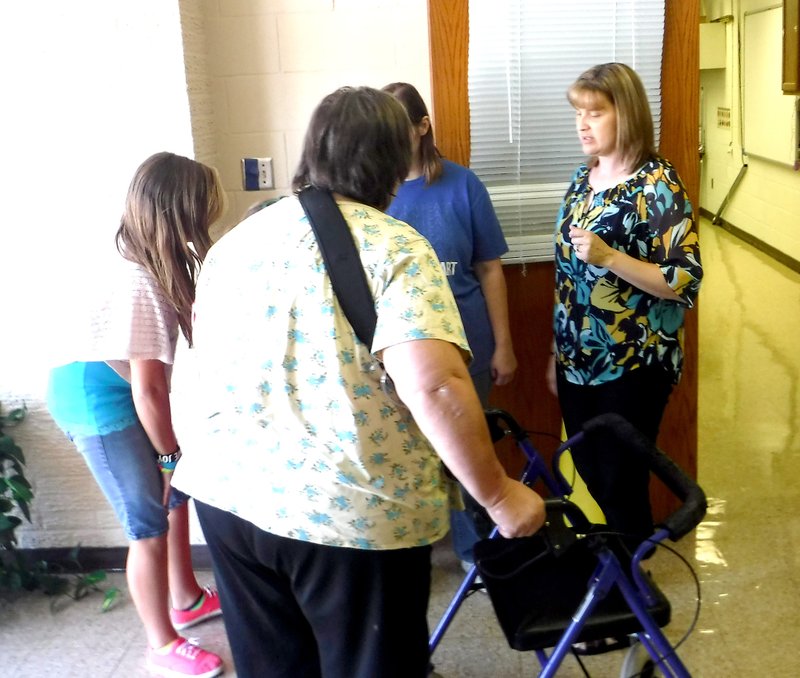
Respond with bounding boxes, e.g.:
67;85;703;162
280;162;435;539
146;637;223;678
171;587;223;631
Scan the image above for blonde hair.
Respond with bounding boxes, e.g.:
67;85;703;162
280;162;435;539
115;152;225;346
567;62;656;172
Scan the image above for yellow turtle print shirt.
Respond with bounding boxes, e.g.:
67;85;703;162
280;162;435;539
172;196;471;550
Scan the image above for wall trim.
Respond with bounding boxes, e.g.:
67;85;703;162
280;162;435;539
700;207;800;274
18;545;214;573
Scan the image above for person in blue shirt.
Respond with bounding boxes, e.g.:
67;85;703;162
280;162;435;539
383;82;517;569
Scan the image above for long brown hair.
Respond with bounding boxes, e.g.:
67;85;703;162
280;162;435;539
382;82;443;185
567;62;656;172
115;152;225;346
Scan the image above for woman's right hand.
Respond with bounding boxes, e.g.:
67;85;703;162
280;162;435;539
161;471;173;507
484;478;546;538
545;352;558;397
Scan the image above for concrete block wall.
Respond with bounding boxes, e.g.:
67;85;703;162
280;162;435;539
201;0;431;237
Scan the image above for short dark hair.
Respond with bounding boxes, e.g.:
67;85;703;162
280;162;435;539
382;82;443;185
292;87;412;210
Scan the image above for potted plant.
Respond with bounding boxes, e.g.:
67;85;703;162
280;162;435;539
0;402;118;609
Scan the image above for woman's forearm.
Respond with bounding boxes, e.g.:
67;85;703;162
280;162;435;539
129;359;178;454
382;338;544;537
603;249;682;301
474;258;517;383
570;226;683;302
474;258;514;349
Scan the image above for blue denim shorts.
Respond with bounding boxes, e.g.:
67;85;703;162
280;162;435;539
68;421;189;541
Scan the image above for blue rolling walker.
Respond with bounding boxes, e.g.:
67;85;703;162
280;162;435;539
429;409;707;677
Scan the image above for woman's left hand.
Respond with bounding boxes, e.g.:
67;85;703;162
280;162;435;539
491;344;518;386
569;227;612;266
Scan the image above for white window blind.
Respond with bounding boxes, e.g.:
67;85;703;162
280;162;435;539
468;1;665;263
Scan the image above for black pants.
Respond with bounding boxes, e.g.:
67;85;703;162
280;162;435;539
195;500;432;678
557;364;674;544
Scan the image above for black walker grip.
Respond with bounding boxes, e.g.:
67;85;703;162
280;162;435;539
582;413;707;541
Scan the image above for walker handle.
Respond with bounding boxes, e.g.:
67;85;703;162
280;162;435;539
582;413;707;541
485;407;529;444
485;408;573;497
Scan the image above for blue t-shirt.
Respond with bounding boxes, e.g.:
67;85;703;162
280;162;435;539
47;361;138;437
386;160;507;374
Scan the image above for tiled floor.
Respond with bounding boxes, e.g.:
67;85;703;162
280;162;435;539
2;221;799;677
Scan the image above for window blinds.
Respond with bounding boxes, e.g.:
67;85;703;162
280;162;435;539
468;1;665;263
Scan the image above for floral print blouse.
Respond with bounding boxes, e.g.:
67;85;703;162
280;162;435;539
553;157;703;386
171;197;470;550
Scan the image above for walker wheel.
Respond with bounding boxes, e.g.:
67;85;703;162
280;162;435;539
620;640;667;678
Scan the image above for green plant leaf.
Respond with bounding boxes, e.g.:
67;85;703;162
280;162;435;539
68;545;82;563
0;435;24;463
42;574;71;597
0;514;22;532
7;407;27;423
9;459;24;477
74;580;88;599
9;474;31;490
5;569;23;592
81;570;107;586
7;476;33;502
102;586;121;612
0;528;20;548
0;403;114;611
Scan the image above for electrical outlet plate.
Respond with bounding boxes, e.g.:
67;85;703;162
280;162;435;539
257;158;273;189
241;157;274;190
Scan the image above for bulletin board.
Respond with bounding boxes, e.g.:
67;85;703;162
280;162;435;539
743;5;799;166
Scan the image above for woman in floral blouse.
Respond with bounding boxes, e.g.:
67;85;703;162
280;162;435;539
173;87;544;678
547;63;703;547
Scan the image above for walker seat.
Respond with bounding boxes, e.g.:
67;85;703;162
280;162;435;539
474;501;671;651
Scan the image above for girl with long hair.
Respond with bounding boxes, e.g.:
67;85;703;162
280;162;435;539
47;152;226;678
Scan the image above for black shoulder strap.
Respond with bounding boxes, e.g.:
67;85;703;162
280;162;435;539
297;187;377;349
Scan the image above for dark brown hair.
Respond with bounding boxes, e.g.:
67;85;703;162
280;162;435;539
292;86;412;210
382;82;443;184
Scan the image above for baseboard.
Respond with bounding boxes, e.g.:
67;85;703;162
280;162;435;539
700;207;800;275
16;545;214;573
